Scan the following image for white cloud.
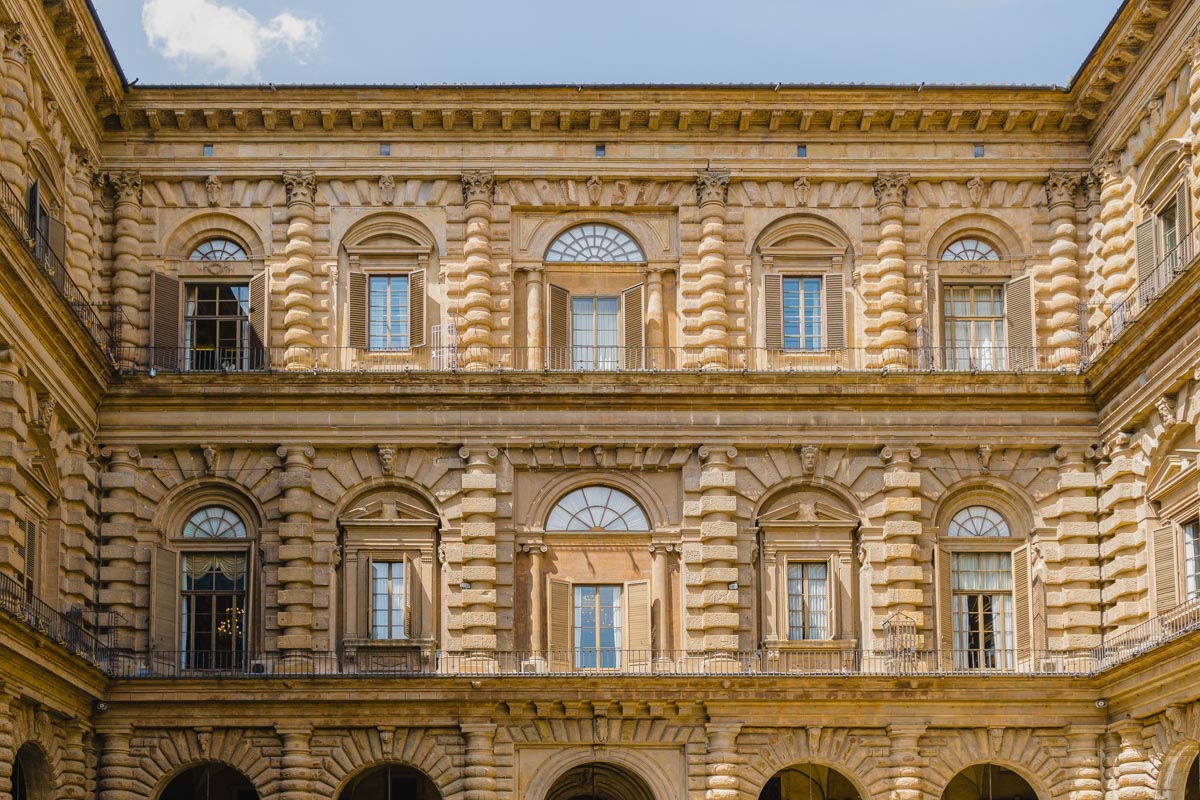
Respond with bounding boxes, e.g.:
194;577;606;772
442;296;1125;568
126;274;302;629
142;0;320;81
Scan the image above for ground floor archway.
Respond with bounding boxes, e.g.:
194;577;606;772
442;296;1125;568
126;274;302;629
544;761;656;800
942;764;1038;800
758;763;863;800
338;763;441;800
159;764;259;800
1184;755;1200;800
13;743;53;800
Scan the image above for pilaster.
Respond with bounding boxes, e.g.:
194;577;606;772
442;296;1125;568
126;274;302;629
460;171;496;369
96;726;136;800
0;692;14;800
65;149;99;301
1065;726;1105;800
1043;171;1085;363
98;446;140;649
1046;446;1102;649
522;265;544;369
1092;152;1137;329
1096;433;1148;635
276;444;315;653
60;721;88;800
1109;722;1154;800
691;446;739;658
695;171;731;367
704;722;742;800
461;722;498;800
276;725;314;800
645;266;669;350
0;24;30;189
0;349;26;583
58;430;98;611
460;446;499;653
1186;29;1200;229
107;172;142;352
869;173;910;366
878;445;923;634
887;725;928;800
282;171;318;367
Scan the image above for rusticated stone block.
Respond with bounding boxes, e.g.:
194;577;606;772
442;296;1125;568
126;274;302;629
699;469;736;488
883;471;920;489
699;495;737;514
461;473;497;490
461;497;497;515
882;497;922;515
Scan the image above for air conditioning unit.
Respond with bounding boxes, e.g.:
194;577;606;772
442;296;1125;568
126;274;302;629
1037;657;1062;674
249;659;272;675
519;658;546;673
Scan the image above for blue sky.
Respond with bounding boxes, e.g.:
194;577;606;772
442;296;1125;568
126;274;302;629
91;0;1125;87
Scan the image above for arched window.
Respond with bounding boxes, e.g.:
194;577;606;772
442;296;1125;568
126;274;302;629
942;238;1000;261
183;505;248;538
179;505;249;667
545;223;645;263
190;237;249;261
947;505;1011;537
547;486;650;531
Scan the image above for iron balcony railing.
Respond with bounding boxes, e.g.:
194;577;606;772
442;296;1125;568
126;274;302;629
1089;595;1200;670
115;344;1085;376
0;571;114;666
0;176;121;359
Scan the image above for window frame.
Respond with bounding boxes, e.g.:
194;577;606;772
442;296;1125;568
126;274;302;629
785;559;832;641
572;583;624;670
369;558;409;641
569;294;621;369
1185;520;1200;603
781;274;825;352
367;272;412;352
182;280;252;371
940;280;1008;370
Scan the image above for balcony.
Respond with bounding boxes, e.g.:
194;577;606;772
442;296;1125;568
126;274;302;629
0;571;115;667
116;344;1085;376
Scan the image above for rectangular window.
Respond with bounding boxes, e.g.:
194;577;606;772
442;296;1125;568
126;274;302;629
786;561;830;640
184;283;250;371
572;296;619;369
943;284;1006;370
782;276;823;351
574;585;621;669
952;551;1013;669
368;275;410;351
180;553;247;669
1185;521;1200;603
371;561;406;639
1160;199;1181;271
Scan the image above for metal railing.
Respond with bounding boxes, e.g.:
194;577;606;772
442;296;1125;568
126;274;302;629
1085;219;1200;358
115;344;1084;376
0;176;120;359
1089;596;1200;670
0;571;113;666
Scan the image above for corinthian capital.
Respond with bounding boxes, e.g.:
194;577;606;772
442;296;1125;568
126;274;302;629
696;170;730;207
282;171;317;206
873;173;910;208
1045;170;1084;207
461;170;495;206
107;171;142;205
1092;150;1124;186
1;23;30;64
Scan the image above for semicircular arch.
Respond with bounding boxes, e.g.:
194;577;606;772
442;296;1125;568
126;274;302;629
149;477;269;539
526;748;673;800
162;211;268;261
926;214;1024;262
313;729;463;800
138;730;277;800
1137;139;1189;205
738;729;891;800
923;740;1056;800
339;211;440;256
931;477;1041;536
753;477;869;527
752;212;853;257
523;471;669;533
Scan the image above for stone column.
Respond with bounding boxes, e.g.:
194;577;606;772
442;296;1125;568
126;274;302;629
695;446;739;663
1187;29;1200;229
59;430;98;612
65;149;99;301
650;542;675;660
1093;153;1137;326
460;447;498;658
0;24;30;188
521;542;546;658
870;174;911;367
1043;171;1085;365
276;445;315;655
704;722;742;800
96;726;137;800
696;171;731;368
108;172;143;353
523;266;544;370
878;446;922;639
60;721;88;800
276;725;314;800
282;172;318;369
0;692;14;800
460;171;496;370
887;725;927;800
645;267;667;352
1048;446;1102;649
0;348;26;584
1065;727;1105;800
1096;432;1148;636
1109;722;1153;800
99;446;140;650
461;723;498;800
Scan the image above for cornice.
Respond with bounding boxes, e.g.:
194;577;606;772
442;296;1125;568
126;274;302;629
1068;0;1175;124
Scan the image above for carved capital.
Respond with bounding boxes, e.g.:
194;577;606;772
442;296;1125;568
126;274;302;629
873;172;909;209
100;446;140;468
461;170;495;207
698;445;737;465
282;170;317;206
1184;25;1200;60
696;170;730;208
520;542;548;555
70;148;99;184
879;444;920;465
1093;150;1124;185
107;171;142;205
1;23;31;65
459;445;499;463
276;444;316;465
1045;170;1084;207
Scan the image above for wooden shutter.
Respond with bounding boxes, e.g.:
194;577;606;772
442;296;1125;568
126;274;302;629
149;545;180;653
348;272;368;349
1154;524;1180;615
548;577;572;670
764;273;783;350
150;271;181;370
1176;181;1190;255
21;519;36;595
408;269;426;348
25;179;39;239
1005;274;1033;371
1012;544;1030;655
936;547;955;661
1136;218;1156;293
824;273;845;351
248;269;268;367
622;283;644;370
48;216;67;275
548;284;570;370
403;555;414;640
624;580;651;658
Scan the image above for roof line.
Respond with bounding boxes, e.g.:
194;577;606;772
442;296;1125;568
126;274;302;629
1067;0;1132;89
81;0;128;90
127;82;1069;93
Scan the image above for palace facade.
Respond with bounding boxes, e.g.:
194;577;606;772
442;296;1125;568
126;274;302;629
4;1;1200;799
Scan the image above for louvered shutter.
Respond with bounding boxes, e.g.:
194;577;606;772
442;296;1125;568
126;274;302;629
937;547;955;668
1176;181;1191;266
622;283;644;370
548;577;572;670
824;273;845;351
624;580;651;668
245;543;259;653
248;269;268;369
348;272;368;349
1005;274;1033;371
22;519;36;595
1136;218;1156;302
150;271;180;370
403;555;414;639
1011;544;1030;657
764;273;783;350
1154;524;1179;616
408;269;426;348
548;284;570;370
150;545;180;653
48;217;67;279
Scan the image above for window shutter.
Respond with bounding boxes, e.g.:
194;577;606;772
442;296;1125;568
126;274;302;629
548;577;572;669
764;273;783;350
1135;218;1156;293
1176;181;1190;253
548;284;570;370
149;545;180;653
937;546;954;664
150;271;180;370
1012;544;1030;655
48;216;67;275
1005;274;1033;371
245;542;259;653
248;269;269;367
22;519;36;595
403;556;414;640
408;269;426;348
622;283;644;370
824;273;845;351
624;580;651;658
25;179;39;239
348;272;368;349
1154;524;1179;615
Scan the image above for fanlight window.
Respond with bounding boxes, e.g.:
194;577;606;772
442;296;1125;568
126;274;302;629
183;506;248;539
942;238;1000;262
947;505;1010;538
547;486;650;531
545;224;645;263
190;238;249;262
